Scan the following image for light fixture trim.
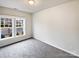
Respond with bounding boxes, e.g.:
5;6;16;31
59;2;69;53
28;0;35;5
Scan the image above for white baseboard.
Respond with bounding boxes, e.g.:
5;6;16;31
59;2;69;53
35;38;79;57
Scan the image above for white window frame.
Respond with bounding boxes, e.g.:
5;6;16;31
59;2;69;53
15;17;25;37
0;15;26;40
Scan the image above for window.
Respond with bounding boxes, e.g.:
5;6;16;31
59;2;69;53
0;15;25;39
15;20;24;36
1;18;12;39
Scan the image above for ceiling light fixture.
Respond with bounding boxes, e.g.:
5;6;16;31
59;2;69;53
28;0;35;5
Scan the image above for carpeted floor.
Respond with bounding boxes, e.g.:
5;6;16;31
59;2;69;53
0;39;78;58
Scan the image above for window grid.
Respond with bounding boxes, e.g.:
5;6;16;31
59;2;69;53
0;16;25;39
15;19;24;36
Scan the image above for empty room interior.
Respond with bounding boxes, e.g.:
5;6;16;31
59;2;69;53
0;0;79;58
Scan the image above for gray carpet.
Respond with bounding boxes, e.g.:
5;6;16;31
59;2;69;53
0;39;78;58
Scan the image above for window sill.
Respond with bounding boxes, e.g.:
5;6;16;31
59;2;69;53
0;35;25;41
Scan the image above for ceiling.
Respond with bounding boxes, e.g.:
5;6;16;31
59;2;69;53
0;0;74;13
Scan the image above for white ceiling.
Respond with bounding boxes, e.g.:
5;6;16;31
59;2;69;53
0;0;73;13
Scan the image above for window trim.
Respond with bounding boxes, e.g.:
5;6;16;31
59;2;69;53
0;15;26;40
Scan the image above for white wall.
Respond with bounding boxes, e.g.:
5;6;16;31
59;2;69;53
0;6;32;47
33;0;79;57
